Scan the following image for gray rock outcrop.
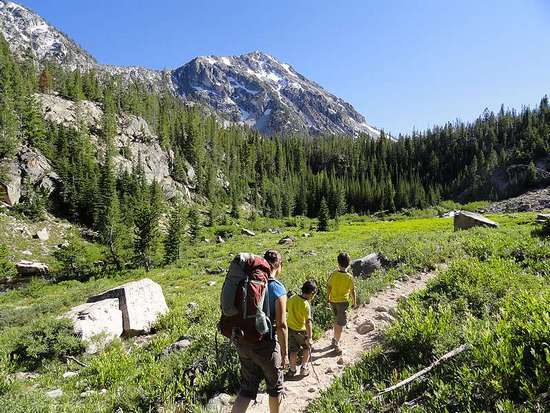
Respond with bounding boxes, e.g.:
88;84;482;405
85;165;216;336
160;338;192;358
87;278;168;336
15;260;49;277
356;320;376;334
0;145;58;206
35;93;192;202
241;228;256;236
351;253;391;278
484;187;550;213
453;211;498;230
278;236;296;245
206;393;232;412
34;228;49;241
64;298;123;354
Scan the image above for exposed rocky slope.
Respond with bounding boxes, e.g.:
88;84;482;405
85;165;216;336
0;0;95;70
0;93;194;206
0;1;380;137
483;187;550;213
173;52;380;136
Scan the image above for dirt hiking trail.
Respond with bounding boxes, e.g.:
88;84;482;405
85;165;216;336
239;269;440;413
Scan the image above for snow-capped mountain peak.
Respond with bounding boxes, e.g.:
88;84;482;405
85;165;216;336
172;51;380;136
0;1;380;137
0;0;96;70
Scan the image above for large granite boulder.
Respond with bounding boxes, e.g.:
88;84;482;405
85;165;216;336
87;278;168;336
0;145;58;206
0;160;22;206
15;260;49;277
64;299;123;354
454;211;498;230
350;253;390;278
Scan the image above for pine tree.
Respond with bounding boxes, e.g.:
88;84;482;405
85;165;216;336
317;197;330;232
38;67;52;93
188;208;201;241
230;193;240;219
527;161;537;186
164;202;185;264
22;95;45;146
133;182;163;271
98;146;126;269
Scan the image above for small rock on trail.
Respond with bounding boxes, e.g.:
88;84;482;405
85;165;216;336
356;320;376;334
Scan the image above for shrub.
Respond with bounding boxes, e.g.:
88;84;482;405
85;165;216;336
214;225;236;240
0;354;14;396
53;236;100;281
83;341;136;389
0;243;16;279
386;303;461;365
12;181;47;221
9;317;84;370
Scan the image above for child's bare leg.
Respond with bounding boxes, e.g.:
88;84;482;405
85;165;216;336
289;352;298;370
302;346;311;366
334;323;343;342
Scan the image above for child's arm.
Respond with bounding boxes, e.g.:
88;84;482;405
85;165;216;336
351;281;357;307
327;274;333;303
305;318;313;347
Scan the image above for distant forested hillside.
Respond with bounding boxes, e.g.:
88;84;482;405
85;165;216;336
1;32;549;229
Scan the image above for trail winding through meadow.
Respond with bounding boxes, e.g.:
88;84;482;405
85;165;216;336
238;268;440;413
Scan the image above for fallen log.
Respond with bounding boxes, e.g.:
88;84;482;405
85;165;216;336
375;343;469;399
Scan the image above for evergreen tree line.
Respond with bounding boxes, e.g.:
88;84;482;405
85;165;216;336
2;32;550;229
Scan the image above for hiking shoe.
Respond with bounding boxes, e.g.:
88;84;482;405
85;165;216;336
285;368;297;379
331;338;337;348
334;344;343;355
300;366;310;376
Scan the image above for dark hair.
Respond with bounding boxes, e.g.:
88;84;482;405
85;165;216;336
337;252;350;268
301;280;317;294
264;249;283;269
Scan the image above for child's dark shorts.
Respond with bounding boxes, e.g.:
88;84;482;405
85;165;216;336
331;301;350;326
288;328;309;354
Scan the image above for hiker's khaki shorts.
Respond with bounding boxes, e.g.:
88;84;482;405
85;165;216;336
331;301;349;326
288;328;309;354
235;338;283;399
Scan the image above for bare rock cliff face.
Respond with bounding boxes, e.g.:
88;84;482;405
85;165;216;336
36;93;194;200
0;93;194;206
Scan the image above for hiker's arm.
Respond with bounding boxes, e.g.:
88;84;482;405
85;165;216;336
305;319;313;347
275;295;288;368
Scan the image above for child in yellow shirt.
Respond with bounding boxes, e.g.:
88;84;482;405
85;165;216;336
327;252;356;355
286;280;317;378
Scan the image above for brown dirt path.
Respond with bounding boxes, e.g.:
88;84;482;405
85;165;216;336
241;268;440;413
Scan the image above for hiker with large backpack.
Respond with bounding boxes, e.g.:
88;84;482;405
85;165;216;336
219;249;288;413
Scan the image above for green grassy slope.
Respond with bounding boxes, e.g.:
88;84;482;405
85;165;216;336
0;213;547;412
309;215;549;412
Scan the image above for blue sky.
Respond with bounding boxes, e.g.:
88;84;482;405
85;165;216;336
18;0;550;136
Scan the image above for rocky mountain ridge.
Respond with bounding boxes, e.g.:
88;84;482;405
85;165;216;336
0;0;380;137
